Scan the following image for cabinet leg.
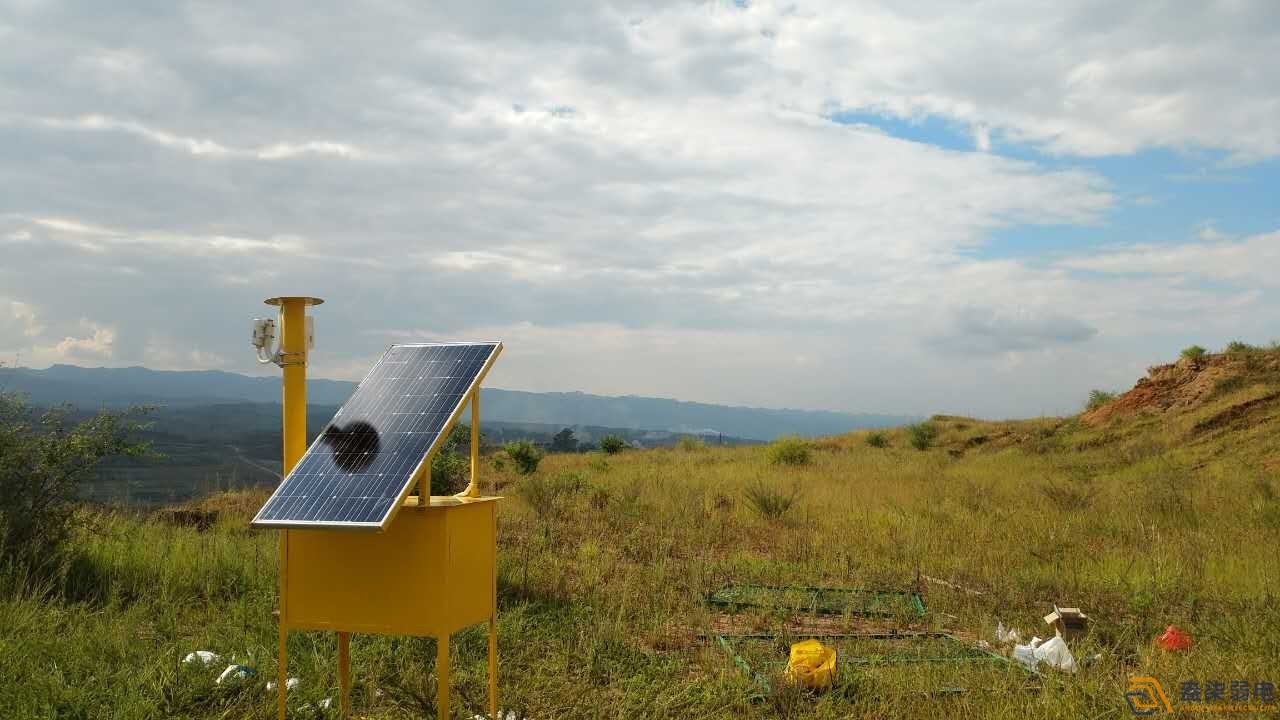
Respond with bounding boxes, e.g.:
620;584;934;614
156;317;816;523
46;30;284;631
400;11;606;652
437;633;450;720
338;631;351;718
488;615;498;718
277;626;288;720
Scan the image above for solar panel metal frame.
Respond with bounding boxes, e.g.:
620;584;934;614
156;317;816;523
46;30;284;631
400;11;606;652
250;341;502;532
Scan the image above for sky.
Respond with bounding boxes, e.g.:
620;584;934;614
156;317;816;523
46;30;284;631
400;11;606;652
1;0;1278;419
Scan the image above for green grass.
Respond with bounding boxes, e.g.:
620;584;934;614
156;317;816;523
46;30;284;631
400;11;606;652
764;436;812;466
1180;344;1207;361
1084;389;1117;412
906;420;939;450
5;367;1280;718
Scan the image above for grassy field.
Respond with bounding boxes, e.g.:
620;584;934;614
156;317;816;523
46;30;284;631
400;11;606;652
4;352;1280;719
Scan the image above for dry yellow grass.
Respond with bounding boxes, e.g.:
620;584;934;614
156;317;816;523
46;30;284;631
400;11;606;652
5;352;1280;718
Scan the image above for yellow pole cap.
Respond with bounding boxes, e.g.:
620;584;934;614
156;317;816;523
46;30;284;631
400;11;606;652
264;297;325;307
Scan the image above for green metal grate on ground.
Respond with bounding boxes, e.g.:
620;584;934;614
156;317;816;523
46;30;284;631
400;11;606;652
706;584;926;618
714;632;1034;699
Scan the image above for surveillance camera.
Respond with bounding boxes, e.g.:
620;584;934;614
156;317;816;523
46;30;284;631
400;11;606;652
251;318;276;350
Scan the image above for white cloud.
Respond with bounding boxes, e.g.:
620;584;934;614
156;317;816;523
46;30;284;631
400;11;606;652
1;113;367;161
375;320;859;410
1059;231;1280;286
930;306;1097;355
142;333;228;371
7;216;310;256
0;1;1275;417
973;124;991;152
255;141;362;160
33;217;118;236
741;1;1280;159
1;297;43;340
46;320;116;361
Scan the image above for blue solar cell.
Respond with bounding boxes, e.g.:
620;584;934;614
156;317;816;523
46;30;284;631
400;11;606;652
251;342;500;530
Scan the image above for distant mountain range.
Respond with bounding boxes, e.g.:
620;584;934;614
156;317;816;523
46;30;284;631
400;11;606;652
0;364;915;440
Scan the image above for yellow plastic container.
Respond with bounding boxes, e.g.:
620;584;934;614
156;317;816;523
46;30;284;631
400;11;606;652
785;639;837;690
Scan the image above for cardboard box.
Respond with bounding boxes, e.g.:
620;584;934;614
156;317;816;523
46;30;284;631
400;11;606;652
1043;605;1089;640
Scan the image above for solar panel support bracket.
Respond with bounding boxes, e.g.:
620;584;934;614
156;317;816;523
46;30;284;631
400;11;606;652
275;350;307;367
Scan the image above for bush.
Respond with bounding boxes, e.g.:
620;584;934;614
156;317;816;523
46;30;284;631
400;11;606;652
1180;345;1207;361
743;480;801;520
765;436;811;466
503;440;544;475
1085;389;1116;412
599;435;625;455
0;392;151;570
676;435;705;451
430;423;473;494
430;450;467;494
1224;340;1258;354
865;431;889;448
550;427;578;452
906;421;938;451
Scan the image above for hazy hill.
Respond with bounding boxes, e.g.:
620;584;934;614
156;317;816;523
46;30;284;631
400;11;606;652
0;364;913;440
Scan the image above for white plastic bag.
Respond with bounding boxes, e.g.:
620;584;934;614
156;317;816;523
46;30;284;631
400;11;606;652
217;664;257;684
994;620;1022;645
183;650;221;666
265;678;299;692
1012;643;1038;671
1033;636;1077;673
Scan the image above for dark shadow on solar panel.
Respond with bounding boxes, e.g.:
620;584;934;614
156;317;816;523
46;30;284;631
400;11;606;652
321;421;381;471
252;343;498;528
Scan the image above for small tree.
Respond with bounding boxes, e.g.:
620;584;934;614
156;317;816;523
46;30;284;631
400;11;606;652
430;423;474;494
550;427;578;453
0;392;151;570
865;431;889;448
599;435;625;455
1085;389;1116;411
765;436;811;466
1180;345;1207;361
503;440;544;475
906;421;938;451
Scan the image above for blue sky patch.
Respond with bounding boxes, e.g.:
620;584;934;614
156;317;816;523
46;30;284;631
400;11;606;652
831;109;1279;263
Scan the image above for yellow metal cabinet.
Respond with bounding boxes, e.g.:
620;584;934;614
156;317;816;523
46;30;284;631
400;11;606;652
260;297;500;720
284;497;498;638
282;496;499;720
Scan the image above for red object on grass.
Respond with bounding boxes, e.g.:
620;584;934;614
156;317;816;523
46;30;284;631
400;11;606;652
1156;625;1192;651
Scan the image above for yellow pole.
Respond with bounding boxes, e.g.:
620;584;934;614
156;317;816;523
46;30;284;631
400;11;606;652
270;295;318;720
279;298;308;474
437;633;450;720
489;503;498;719
469;390;480;497
456;390;482;498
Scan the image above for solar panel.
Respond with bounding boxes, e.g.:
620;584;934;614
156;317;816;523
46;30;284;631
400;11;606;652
251;342;501;531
